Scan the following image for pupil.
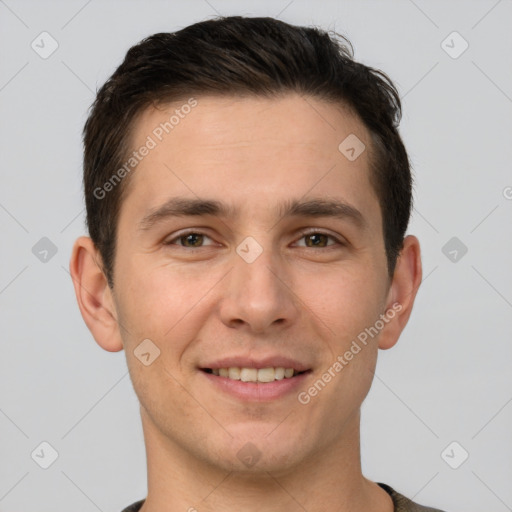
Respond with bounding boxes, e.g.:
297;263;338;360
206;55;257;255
307;234;326;247
184;233;203;247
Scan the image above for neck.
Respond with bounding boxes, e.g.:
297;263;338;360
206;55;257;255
138;407;393;512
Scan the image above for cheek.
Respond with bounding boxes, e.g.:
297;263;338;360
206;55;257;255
307;265;385;404
114;257;221;350
115;267;206;404
303;263;385;343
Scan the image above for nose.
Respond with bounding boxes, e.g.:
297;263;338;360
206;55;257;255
218;239;300;334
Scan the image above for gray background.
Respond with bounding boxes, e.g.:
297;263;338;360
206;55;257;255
1;1;511;511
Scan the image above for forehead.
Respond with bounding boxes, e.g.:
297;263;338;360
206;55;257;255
121;93;380;230
133;93;367;156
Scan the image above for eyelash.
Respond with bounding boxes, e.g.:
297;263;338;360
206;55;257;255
163;229;344;249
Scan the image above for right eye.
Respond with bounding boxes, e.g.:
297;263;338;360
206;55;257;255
163;230;217;249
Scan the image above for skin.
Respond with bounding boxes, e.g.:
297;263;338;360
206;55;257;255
70;93;422;512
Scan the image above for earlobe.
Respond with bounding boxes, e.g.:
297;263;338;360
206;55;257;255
69;236;124;353
378;235;422;350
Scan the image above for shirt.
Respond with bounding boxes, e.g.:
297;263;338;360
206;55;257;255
120;482;447;511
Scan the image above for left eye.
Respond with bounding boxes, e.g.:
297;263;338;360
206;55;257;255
294;231;340;248
164;230;341;249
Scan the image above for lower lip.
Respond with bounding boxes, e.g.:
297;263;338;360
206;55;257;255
200;370;311;402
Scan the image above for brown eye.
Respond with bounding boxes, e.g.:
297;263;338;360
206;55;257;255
164;231;215;248
180;233;204;247
295;231;341;248
304;233;329;247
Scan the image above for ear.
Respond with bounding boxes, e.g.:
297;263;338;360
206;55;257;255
378;234;422;350
69;236;124;352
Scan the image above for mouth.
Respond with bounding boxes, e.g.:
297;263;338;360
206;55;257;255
199;364;312;401
201;367;310;382
198;355;313;401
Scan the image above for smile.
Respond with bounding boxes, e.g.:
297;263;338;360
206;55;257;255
200;366;312;401
202;367;306;382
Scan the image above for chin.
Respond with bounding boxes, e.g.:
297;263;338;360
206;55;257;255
209;426;310;475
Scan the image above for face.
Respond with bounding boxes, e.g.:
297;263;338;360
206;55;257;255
108;94;395;474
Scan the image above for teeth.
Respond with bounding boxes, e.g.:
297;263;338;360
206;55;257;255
210;367;300;382
228;367;240;380
240;368;257;382
257;367;275;383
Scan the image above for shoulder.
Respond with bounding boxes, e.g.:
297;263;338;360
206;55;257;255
120;499;145;512
378;482;448;512
120;487;447;512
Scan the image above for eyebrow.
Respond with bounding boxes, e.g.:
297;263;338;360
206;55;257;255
138;196;368;231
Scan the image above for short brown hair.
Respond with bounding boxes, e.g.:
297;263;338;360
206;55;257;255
83;16;412;288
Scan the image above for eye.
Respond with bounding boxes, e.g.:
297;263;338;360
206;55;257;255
163;231;216;248
163;229;344;250
294;230;343;248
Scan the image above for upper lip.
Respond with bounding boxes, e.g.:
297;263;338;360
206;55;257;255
200;356;311;373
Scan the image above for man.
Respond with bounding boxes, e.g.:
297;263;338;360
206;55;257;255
70;16;446;512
